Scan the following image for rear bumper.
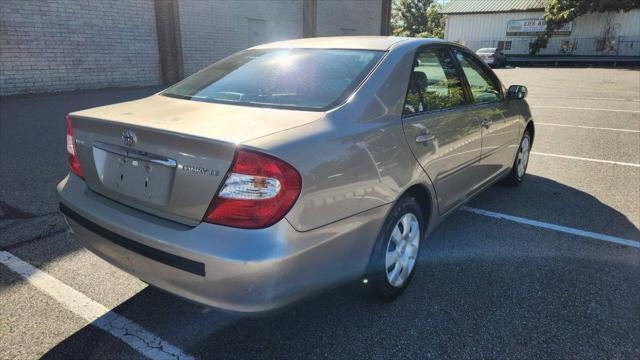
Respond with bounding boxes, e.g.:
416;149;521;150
58;174;389;313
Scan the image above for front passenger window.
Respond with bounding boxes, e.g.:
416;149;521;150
454;50;502;104
403;47;466;115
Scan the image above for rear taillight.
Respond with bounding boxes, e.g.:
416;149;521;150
66;115;84;179
204;149;301;229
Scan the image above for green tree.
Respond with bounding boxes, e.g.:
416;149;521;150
530;0;640;54
391;0;446;39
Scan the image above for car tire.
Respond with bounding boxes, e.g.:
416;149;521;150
366;195;424;302
503;129;531;186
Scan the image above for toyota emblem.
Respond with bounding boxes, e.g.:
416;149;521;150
122;129;137;147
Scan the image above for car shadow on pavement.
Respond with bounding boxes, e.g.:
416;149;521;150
469;174;640;240
40;175;640;359
42;234;640;359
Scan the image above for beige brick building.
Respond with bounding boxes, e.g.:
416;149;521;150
0;0;390;96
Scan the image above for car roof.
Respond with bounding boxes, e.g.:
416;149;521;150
477;48;497;52
252;36;444;51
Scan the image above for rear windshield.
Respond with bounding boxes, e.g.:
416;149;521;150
162;48;384;111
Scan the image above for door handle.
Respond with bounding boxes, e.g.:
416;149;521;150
415;133;435;143
480;118;492;129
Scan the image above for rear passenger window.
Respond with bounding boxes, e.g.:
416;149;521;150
403;47;466;115
454;50;502;104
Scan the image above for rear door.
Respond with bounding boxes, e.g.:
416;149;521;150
453;48;520;183
401;46;483;214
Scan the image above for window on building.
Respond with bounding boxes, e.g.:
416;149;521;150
454;50;501;104
560;40;577;54
596;39;617;52
403;47;466;115
497;41;512;51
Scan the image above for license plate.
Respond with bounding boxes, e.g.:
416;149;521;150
93;143;176;206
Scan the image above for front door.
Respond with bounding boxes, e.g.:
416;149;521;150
401;46;483;214
453;49;521;183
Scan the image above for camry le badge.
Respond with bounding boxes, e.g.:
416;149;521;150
122;129;137;147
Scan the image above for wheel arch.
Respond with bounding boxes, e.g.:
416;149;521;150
363;181;435;281
399;182;435;232
525;120;535;144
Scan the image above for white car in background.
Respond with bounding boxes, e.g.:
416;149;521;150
476;48;507;68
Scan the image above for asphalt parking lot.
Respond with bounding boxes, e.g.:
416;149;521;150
1;67;639;359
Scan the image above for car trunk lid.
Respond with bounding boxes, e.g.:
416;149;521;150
69;94;322;225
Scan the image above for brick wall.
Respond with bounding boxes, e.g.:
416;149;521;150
0;0;384;96
316;0;382;37
0;0;160;96
178;0;304;77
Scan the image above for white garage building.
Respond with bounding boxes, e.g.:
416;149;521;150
442;0;640;56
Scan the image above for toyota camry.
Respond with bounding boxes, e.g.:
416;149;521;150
58;36;533;313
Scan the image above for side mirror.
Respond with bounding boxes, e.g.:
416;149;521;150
507;85;527;100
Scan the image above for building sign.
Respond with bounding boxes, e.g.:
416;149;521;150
506;19;572;36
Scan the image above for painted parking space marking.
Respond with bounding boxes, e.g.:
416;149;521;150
531;152;640;168
461;207;640;249
528;96;640;102
530;105;640;114
0;251;194;360
536;122;640;133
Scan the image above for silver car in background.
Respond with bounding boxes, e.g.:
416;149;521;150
58;36;533;313
476;47;507;68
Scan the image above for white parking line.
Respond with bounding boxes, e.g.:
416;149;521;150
532;152;640;168
536;122;640;133
530;105;640;114
0;251;194;360
461;207;640;249
529;96;640;102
